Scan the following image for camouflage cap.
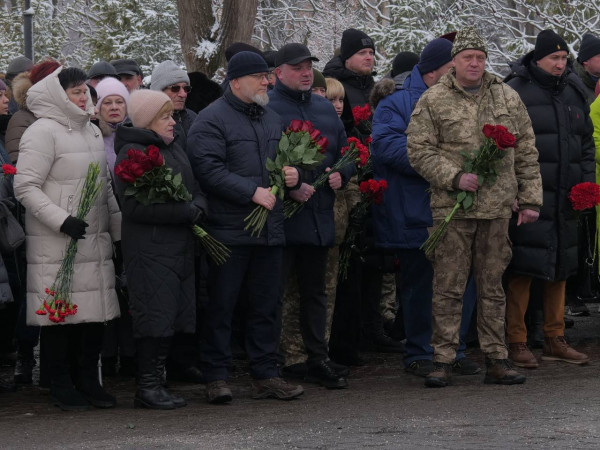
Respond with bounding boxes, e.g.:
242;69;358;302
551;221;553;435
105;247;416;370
451;27;488;58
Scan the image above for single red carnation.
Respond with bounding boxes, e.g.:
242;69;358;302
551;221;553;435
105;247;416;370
287;119;303;133
2;164;17;176
316;136;329;153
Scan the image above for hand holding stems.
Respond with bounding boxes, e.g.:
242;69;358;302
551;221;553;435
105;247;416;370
252;187;276;210
326;167;342;190
282;166;299;187
289;183;315;203
458;173;479;192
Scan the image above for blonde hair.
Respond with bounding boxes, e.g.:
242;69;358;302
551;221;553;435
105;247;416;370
325;78;344;100
149;100;174;127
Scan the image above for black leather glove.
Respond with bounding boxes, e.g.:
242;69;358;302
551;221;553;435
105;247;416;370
60;216;88;240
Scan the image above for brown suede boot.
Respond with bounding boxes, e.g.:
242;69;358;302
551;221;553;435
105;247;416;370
424;362;452;388
484;358;526;385
508;343;539;369
541;336;590;365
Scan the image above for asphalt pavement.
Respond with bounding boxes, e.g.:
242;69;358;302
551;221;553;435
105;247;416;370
1;307;600;449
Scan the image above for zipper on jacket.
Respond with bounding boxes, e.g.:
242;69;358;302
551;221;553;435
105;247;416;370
67;195;74;213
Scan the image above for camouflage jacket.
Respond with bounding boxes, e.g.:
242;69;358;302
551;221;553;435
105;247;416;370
406;69;542;220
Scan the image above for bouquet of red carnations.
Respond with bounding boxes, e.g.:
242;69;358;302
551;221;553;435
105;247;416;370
569;182;600;211
115;145;230;265
352;103;372;134
244;119;328;237
338;179;388;280
1;164;16;179
283;136;370;218
36;163;102;322
421;124;515;258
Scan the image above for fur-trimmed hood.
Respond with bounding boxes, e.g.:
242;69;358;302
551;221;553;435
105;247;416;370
10;71;32;111
369;78;395;110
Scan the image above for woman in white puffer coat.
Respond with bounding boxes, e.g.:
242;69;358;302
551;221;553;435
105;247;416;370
14;67;121;411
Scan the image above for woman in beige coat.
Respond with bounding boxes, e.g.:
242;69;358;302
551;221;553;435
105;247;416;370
14;67;121;411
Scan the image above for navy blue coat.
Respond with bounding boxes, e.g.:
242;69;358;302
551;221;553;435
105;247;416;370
371;66;431;249
268;80;350;247
187;88;285;247
505;53;595;280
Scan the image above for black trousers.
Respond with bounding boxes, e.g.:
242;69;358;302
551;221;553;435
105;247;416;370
201;245;283;382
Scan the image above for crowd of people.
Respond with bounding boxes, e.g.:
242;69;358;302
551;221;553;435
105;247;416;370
0;24;599;411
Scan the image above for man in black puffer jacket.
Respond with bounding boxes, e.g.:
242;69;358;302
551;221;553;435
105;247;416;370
187;52;304;404
268;43;352;390
323;28;376;136
505;29;595;369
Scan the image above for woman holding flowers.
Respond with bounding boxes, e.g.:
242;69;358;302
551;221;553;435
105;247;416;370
14;67;122;410
113;90;206;410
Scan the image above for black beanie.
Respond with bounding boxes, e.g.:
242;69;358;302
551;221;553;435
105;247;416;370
227;51;269;80
418;38;453;75
577;33;600;64
340;28;375;62
533;30;569;62
225;42;264;63
391;51;419;77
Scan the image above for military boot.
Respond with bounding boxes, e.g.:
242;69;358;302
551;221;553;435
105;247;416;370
424;362;452;388
484;358;526;385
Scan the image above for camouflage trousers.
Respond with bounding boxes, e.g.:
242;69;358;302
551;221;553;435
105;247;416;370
380;273;397;323
430;218;511;363
279;247;336;367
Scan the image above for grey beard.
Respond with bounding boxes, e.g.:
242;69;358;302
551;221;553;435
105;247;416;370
252;93;269;106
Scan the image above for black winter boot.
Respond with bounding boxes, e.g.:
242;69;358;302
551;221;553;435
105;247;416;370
77;324;116;408
42;326;91;411
134;338;175;410
158;338;186;408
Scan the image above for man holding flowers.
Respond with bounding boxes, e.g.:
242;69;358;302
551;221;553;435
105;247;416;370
407;27;543;388
268;43;353;389
187;51;304;404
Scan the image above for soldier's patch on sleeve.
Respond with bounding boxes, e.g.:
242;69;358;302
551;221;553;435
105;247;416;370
379;109;393;123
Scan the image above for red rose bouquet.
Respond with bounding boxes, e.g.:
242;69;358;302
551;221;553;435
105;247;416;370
569;182;600;211
35;163;102;322
244;120;327;237
283;136;369;218
115;144;230;265
421;124;514;258
338;179;388;280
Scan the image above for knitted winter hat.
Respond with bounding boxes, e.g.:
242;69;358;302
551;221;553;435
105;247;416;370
128;90;171;129
6;56;33;78
533;29;569;62
150;60;190;92
312;69;326;90
224;42;264;63
451;27;488;58
96;77;130;107
418;38;453;74
340;28;375;62
391;51;419;77
577;33;600;64
227;51;269;80
87;61;119;80
263;50;277;70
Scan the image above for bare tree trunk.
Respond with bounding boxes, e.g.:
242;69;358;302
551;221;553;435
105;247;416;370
177;0;258;76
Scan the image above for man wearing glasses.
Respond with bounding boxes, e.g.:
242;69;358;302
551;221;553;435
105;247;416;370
151;60;197;142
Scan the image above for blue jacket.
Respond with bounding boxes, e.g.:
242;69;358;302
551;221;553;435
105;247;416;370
187;88;285;247
268;80;350;247
371;65;431;249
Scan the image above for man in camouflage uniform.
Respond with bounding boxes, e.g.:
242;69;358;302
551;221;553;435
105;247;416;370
406;27;543;387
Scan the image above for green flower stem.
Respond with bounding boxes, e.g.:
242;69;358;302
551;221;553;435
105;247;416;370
192;225;231;265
